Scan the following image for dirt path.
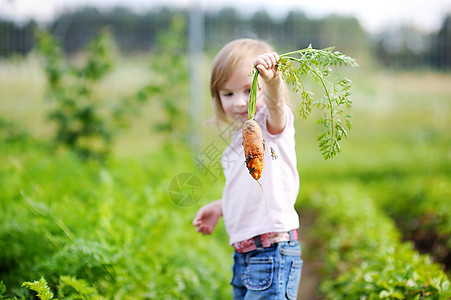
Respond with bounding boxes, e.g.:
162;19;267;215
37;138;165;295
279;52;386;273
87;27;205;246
297;212;322;300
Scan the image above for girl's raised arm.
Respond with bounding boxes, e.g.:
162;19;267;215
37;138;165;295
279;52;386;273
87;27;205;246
254;52;286;135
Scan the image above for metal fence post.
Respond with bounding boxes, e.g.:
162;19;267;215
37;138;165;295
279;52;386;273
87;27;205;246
189;1;204;153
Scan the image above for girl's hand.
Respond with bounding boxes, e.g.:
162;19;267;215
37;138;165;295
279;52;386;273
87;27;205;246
254;52;286;134
253;52;280;83
193;200;222;235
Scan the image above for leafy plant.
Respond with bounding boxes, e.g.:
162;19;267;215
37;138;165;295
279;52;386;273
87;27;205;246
57;276;104;299
35;28;159;161
0;138;232;299
300;183;451;299
0;118;29;144
368;175;451;273
22;278;53;300
0;281;24;300
1;277;103;300
35;29;114;160
147;15;190;143
248;45;358;159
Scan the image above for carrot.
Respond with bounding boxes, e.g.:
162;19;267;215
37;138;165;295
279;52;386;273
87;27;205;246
242;119;264;180
242;68;264;181
242;68;269;214
242;118;268;214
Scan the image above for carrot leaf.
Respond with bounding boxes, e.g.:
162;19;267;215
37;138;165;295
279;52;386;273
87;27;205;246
248;67;259;120
247;45;357;159
277;46;358;159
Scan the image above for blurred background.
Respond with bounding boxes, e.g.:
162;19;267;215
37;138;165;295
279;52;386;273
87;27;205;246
1;0;450;299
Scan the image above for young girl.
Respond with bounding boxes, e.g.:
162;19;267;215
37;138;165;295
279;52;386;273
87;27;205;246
193;38;302;299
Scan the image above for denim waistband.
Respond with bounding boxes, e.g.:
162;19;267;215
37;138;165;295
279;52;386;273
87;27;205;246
233;229;298;253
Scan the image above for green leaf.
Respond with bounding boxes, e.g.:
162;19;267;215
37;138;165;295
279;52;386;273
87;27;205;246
247;67;259;119
22;278;54;300
277;46;357;160
0;281;6;297
392;291;406;299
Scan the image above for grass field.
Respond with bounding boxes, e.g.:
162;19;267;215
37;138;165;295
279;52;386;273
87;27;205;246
1;54;450;298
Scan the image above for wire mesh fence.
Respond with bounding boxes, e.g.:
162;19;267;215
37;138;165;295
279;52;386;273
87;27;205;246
1;6;450;69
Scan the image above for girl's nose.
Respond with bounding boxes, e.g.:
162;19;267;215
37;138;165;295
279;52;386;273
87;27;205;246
235;93;248;108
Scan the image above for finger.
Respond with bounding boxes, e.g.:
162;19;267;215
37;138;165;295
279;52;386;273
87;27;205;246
253;57;269;68
254;58;265;68
263;54;274;68
272;52;279;63
193;213;203;225
267;53;276;67
193;208;205;221
256;64;271;78
256;64;266;75
204;225;213;235
197;224;211;235
261;54;273;68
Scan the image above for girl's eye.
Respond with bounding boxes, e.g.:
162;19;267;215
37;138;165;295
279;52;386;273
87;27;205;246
245;89;251;94
223;92;233;97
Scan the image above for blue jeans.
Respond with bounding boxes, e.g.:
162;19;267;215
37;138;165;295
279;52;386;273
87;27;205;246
231;241;303;300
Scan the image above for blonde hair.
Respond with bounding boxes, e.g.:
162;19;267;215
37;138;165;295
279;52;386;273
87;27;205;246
210;39;273;124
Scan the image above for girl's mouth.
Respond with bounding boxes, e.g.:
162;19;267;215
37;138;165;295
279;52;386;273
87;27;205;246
237;112;248;120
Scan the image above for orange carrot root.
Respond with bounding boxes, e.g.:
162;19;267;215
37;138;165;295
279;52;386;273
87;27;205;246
242;119;265;180
242;119;268;215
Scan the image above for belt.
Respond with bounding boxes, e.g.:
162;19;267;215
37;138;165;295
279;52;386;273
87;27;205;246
233;229;298;253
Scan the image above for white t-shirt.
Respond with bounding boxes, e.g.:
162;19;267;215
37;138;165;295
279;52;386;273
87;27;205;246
221;105;300;245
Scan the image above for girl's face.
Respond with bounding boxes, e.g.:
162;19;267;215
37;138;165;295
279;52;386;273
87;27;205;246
219;63;264;123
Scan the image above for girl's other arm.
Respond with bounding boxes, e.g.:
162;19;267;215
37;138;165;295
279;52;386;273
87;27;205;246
193;199;223;235
254;52;286;135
